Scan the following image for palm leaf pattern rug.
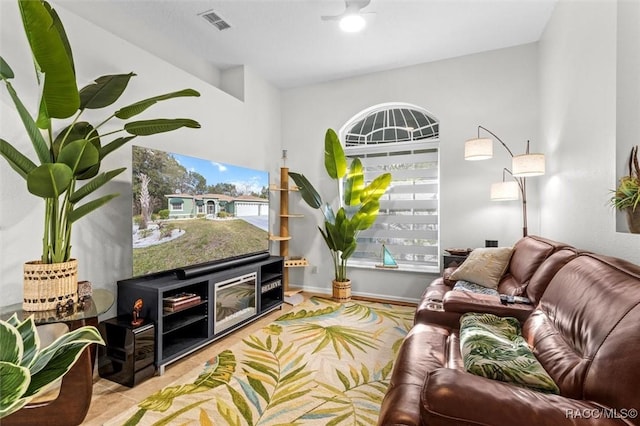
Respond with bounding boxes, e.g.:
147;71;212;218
106;297;414;426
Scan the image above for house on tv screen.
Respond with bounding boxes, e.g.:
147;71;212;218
165;193;269;219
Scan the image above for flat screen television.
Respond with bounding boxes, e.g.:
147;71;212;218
131;146;270;278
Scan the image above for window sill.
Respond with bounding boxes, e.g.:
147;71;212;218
348;260;439;275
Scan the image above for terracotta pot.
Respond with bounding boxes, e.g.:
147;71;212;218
332;279;351;302
626;208;640;234
23;259;78;311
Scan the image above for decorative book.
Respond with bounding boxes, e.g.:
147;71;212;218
163;293;201;312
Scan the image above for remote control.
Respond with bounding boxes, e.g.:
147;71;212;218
499;294;515;304
513;296;532;304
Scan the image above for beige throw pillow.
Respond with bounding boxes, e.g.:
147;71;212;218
449;247;513;289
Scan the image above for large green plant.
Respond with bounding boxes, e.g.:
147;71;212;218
0;0;201;264
289;129;391;282
0;314;105;418
611;145;640;212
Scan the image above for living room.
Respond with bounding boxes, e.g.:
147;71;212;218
2;0;639;304
0;0;638;424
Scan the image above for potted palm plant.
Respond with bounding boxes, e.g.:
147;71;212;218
289;129;391;301
611;145;640;233
0;0;201;310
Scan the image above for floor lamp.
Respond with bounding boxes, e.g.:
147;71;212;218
464;125;545;237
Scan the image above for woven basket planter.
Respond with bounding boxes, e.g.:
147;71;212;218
332;279;352;303
23;259;78;311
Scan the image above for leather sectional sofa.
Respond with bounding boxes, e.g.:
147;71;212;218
378;236;640;425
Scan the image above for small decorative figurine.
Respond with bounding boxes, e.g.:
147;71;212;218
375;244;399;269
132;298;144;326
56;299;76;316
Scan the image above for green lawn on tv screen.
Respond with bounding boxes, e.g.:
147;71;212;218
133;218;268;277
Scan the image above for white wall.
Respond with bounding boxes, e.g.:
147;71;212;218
282;44;540;302
616;0;640;232
0;2;281;310
539;0;640;264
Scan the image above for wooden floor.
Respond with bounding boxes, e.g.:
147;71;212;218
84;296;304;425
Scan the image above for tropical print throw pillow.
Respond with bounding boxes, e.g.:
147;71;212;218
459;313;560;394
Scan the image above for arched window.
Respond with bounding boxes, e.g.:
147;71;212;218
340;103;440;272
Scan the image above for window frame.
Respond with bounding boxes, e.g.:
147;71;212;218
170;201;184;212
339;103;440;274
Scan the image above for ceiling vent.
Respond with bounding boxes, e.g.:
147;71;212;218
200;10;231;31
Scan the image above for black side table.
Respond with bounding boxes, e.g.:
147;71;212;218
98;316;156;387
442;254;469;270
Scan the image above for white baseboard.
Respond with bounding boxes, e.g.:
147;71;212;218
289;285;420;305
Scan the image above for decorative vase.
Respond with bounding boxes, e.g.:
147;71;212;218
23;259;78;311
626;208;640;234
332;279;352;302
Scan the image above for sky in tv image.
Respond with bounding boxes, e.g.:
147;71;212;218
173;153;269;197
131;146;270;277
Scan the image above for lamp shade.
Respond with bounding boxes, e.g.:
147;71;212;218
512;153;545;177
490;181;520;201
464;138;493;161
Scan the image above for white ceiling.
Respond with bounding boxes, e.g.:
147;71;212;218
56;0;557;89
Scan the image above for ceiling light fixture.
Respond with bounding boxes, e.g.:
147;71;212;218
322;0;374;33
339;14;366;32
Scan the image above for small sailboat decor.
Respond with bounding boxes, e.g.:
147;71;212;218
376;244;399;269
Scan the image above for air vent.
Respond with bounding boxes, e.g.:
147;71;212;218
200;10;231;31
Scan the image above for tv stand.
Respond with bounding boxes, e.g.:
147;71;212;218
117;255;283;374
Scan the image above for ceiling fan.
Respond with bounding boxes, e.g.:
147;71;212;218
321;0;375;32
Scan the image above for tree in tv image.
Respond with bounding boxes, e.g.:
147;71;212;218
131;146;270;276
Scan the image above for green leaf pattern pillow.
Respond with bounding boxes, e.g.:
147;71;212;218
459;313;560;394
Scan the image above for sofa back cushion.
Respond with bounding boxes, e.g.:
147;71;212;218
498;235;567;296
524;248;578;303
523;254;640;412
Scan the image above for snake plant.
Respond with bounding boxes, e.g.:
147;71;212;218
0;0;201;264
289;129;391;282
0;314;105;418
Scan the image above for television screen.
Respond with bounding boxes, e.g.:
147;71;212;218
131;146;270;277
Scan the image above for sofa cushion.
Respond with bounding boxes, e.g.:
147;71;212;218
524;248;578;303
449;247;513;289
498;236;568;296
460;313;559;394
452;280;500;296
526;253;640;412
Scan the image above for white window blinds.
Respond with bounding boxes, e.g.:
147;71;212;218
345;139;439;271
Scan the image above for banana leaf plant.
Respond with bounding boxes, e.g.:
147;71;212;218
289;129;391;282
0;0;201;264
0;314;105;418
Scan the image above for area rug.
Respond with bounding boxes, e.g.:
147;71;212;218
108;297;414;426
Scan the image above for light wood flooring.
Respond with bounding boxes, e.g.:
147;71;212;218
84;295;306;425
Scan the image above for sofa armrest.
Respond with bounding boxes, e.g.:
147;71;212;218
442;266;458;287
442;291;534;322
422;369;629;426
